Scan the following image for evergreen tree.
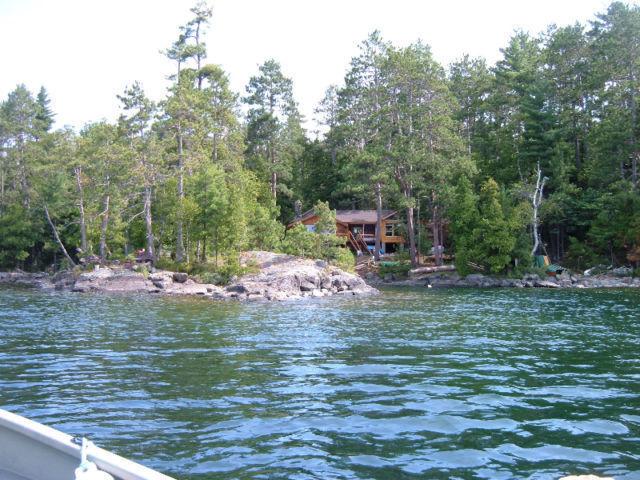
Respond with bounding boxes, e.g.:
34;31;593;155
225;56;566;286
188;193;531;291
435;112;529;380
244;59;304;211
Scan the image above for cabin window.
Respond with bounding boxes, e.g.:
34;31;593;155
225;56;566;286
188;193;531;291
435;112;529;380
351;225;363;235
306;224;316;233
364;224;375;235
385;223;395;237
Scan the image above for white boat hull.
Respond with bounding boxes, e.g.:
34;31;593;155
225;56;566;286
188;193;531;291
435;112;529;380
0;409;175;480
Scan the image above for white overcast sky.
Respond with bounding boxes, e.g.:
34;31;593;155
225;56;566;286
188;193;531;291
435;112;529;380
0;0;632;133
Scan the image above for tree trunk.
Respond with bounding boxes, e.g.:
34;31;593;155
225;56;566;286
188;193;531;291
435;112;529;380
406;204;417;267
573;111;581;172
374;182;382;261
432;191;442;266
531;162;547;257
176;124;185;262
631;75;638;189
74;167;88;253
144;185;154;259
18;144;29;209
409;264;456;276
1;163;5;206
44;204;76;267
270;144;277;199
271;171;277;199
99;194;110;262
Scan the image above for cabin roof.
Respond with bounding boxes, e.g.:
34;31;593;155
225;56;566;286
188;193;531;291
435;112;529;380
294;209;397;225
335;210;397;224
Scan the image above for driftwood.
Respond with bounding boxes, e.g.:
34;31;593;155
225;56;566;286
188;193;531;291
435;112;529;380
408;264;456;277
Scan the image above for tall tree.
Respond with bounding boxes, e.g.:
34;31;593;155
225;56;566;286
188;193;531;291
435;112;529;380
449;55;491;156
337;32;391;261
589;2;640;188
379;42;467;266
0;85;41;208
244;59;303;204
118;82;160;259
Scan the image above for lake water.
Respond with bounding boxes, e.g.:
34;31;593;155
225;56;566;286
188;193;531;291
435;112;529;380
1;286;639;479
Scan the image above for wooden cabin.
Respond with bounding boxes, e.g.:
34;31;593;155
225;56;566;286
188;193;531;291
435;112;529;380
289;209;405;254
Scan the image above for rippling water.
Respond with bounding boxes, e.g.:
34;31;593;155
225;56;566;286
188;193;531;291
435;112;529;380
1;286;640;479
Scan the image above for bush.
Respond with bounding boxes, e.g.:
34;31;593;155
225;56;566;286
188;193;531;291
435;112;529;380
280;224;317;257
379;261;412;278
280;221;355;271
155;258;190;273
189;256;255;285
564;237;601;271
329;247;355;272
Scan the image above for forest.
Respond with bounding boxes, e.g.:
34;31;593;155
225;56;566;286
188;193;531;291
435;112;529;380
1;1;639;276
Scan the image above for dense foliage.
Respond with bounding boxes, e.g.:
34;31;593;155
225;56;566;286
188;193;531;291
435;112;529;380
1;2;639;274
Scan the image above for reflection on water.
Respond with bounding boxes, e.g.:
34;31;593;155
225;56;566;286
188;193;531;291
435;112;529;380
1;286;640;479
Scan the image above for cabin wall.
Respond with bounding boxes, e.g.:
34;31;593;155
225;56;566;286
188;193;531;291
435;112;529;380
381;220;403;244
301;215;319;226
293;215;404;245
336;223;349;236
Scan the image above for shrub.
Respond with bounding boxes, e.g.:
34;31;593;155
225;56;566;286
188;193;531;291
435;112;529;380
564;237;601;271
379;261;412;278
329;247;355;272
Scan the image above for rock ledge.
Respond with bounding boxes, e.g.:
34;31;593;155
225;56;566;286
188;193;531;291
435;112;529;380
0;251;377;301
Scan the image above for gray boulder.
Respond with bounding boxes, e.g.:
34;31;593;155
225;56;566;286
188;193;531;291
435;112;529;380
172;272;188;283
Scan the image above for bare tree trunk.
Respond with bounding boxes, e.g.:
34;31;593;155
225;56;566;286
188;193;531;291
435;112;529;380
270;145;277;199
271;171;277;199
467;117;472;156
631;78;638;189
74;167;88;253
531;162;548;257
176;124;185;262
432;191;442;266
99;194;110;262
44;204;76;267
1;163;5;206
185;229;190;264
374;182;382;261
144;185;154;259
18;144;29;209
576;135;581;171
406;204;417;267
196;22;203;90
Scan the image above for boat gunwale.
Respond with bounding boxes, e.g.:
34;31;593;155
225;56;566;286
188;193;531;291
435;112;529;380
0;409;175;480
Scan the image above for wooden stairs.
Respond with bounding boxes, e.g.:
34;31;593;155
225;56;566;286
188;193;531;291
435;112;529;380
347;231;372;257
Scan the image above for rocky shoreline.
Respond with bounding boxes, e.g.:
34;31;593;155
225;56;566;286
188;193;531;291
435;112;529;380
0;251;376;301
368;270;640;289
3;254;639;301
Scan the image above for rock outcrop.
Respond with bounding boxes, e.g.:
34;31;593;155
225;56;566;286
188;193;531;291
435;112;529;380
0;251;377;301
371;267;640;289
218;251;376;301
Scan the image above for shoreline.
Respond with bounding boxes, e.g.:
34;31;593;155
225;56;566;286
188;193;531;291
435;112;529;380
0;252;377;302
367;271;640;289
3;255;639;301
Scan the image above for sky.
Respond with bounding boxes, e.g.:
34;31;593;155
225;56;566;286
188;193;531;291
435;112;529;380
0;0;631;134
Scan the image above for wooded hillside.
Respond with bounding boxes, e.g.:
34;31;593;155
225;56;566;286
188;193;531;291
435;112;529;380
1;2;639;274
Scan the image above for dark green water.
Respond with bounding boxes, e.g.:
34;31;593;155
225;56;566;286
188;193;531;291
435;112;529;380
1;286;640;479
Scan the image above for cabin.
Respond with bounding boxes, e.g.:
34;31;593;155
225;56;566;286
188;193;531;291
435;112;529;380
289;209;405;255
